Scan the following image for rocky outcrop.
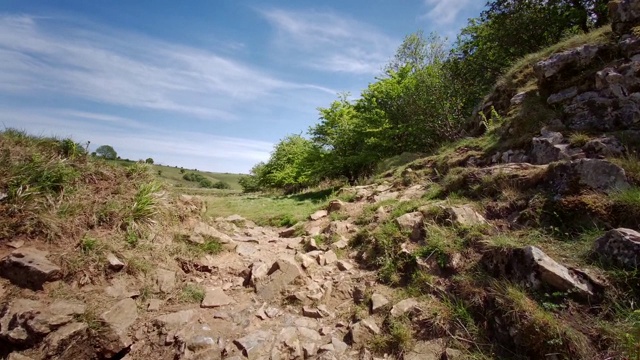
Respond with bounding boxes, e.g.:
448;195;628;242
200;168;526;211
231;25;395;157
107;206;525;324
610;0;640;35
547;159;629;194
594;228;640;269
482;245;599;299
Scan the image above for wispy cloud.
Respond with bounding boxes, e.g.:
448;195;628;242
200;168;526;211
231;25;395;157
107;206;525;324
260;9;398;75
423;0;475;25
0;108;273;172
0;14;334;121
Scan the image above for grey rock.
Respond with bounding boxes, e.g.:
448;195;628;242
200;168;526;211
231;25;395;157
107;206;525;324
331;337;348;354
235;243;257;256
310;210;329;221
531;130;570;164
370;293;389;313
395;212;424;241
390;298;418;317
233;330;272;358
435;205;487;227
547;87;578;104
337;260;353;271
547;159;630;194
100;298;138;356
250;262;270;286
154;309;198;329
350;318;380;344
327;200;345;213
106;252;125;271
302;306;327;319
534;44;603;81
44;322;89;357
594;228;640;270
147;299;163;312
255;257;303;301
0;248;62;289
201;288;234;308
155;268;177;293
584;136;625;158
610;0;640;35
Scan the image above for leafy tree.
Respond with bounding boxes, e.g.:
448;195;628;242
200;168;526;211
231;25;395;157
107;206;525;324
260;135;320;193
145;158;154;164
239;162;267;192
180;168;186;174
95;145;118;160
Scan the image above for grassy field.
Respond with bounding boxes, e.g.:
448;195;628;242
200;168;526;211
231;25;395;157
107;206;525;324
111;160;245;190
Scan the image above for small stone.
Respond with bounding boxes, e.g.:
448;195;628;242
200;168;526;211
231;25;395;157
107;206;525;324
336;260;353;271
147;299;162;312
331;337;348;354
235;243;257;256
302;306;325;319
7;353;34;360
310;210;329;221
153;309;197;329
250;262;269;286
307;237;320;251
201;288;234;308
319;327;332;336
332;238;349;250
390;298;418;317
44;322;88;357
327;200;345;213
302;342;317;358
7;240;24;249
444;348;464;359
265;307;281;318
370;293;389;313
106;253;125;271
320;250;338;265
296;253;316;269
0;248;62;290
155;268;176;293
233;330;272;358
279;226;298;238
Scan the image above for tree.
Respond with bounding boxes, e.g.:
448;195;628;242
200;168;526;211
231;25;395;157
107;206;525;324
145;158;154;164
95;145;117;160
260;135;320;193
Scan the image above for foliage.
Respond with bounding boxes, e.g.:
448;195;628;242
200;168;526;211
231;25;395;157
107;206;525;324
145;157;154;164
183;172;231;189
95;145;118;160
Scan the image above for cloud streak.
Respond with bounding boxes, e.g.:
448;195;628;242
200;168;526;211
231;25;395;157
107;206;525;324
260;9;398;75
423;0;475;25
0;14;334;121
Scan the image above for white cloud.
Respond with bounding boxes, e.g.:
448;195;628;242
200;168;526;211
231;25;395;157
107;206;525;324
0;14;334;121
260;9;398;75
423;0;474;25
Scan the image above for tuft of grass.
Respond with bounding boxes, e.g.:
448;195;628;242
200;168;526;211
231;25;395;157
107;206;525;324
128;181;162;228
179;284;205;303
126;256;153;276
611;152;640;185
371;316;415;357
80;236;101;254
569;133;591;148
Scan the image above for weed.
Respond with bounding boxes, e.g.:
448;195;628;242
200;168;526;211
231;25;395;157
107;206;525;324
180;284;205;303
330;211;349;221
128;181;162;228
126;256;153;276
371;316;415;356
200;238;223;255
81;236;101;254
125;230;139;248
569;133;590;148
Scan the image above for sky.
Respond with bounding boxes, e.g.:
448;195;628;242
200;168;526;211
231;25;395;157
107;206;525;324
0;0;486;173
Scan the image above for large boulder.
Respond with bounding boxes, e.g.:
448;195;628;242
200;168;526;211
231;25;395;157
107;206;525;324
533;44;605;83
482;245;598;299
0;248;62;290
530;129;571;165
594;228;640;270
610;0;640;35
547;159;629;194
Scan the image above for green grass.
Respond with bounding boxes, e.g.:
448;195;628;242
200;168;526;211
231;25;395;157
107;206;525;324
179;284;206;303
371;316;415;356
203;191;331;226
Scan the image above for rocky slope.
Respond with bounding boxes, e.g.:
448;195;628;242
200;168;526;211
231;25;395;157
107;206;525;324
3;1;640;359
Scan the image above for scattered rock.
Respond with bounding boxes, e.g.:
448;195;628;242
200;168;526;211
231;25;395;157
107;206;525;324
255;257;303;301
302;306;330;319
201;288;234;308
295;252;316;269
100;298;138;356
443;348;464;360
235;243;257;256
233;330;272;358
337;260;353;271
0;248;62;289
106;252;125;271
530;129;570;164
44;322;89;357
405;338;447;360
350;318;380;344
433;205;487;227
332;238;349;250
584;136;625;158
7;353;35;360
534;44;604;82
250;262;270;286
396;212;425;241
327;200;345;213
155;268;177;293
147;299;163;312
225;214;247;225
594;228;640;270
7;240;24;249
307;237;321;251
279;226;298;238
547;86;578;104
310;210;329;221
370;293;389;313
390;298;418;317
154;309;198;329
318;250;338;266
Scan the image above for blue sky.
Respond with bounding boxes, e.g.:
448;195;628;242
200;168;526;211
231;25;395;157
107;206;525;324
0;0;485;173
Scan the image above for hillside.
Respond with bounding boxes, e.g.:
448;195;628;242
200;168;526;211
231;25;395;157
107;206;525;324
2;2;640;360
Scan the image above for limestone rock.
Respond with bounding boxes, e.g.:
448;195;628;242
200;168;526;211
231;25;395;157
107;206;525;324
610;0;640;35
235;243;257;256
201;288;234;308
482;245;597;298
0;248;62;289
547;86;578;104
584;136;625;158
250;262;270;286
395;212;424;241
154;310;198;329
233;330;272;358
100;298;138;356
594;228;640;270
295;253;316;269
318;250;338;266
370;293;389;313
337;260;353;271
350;318;380;344
106;252;125;271
310;210;329;221
547;159;629;194
44;322;89;357
438;205;487;227
192;221;235;245
327;200;345;213
530;129;570;164
534;44;604;82
155;268;177;293
390;298;419;317
255;257;303;301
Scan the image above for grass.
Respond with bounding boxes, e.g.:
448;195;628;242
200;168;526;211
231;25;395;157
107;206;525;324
203;190;333;226
179;284;206;303
371;316;415;356
569;133;591;148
